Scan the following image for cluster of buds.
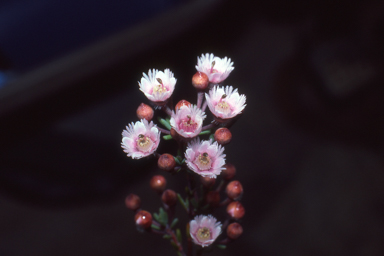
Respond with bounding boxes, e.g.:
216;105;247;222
122;53;246;256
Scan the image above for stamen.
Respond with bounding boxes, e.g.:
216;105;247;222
136;134;154;152
156;78;163;84
210;61;216;73
197;227;211;241
193;152;211;171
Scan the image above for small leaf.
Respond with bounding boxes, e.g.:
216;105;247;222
151;224;161;230
170;218;179;229
177;193;188;212
170;240;179;250
158;117;172;130
199;130;211;135
209;134;215;141
159;207;168;225
216;244;226;250
163;135;172;140
174;157;181;165
176;228;182;243
163;234;171;240
153;212;160;222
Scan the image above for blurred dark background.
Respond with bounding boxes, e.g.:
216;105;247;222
1;0;384;255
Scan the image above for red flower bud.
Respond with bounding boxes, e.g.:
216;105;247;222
175;99;191;111
200;176;216;188
226;180;243;200
205;191;220;207
227;201;245;219
192;71;209;90
161;189;177;206
150;175;166;194
227;222;243;239
136;103;154;121
158;153;176;172
134;210;152;229
125;193;141;211
214;127;232;145
222;163;236;181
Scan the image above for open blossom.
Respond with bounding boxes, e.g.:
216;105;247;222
138;69;176;103
190;215;222;247
195;53;234;83
185;138;226;178
121;119;160;159
205;85;246;120
170;105;206;138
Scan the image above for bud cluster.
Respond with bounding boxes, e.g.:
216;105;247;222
122;53;247;255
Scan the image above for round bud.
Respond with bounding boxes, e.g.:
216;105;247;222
227;201;245;219
158;153;176;172
200;176;216;188
161;189;177;206
214;128;232;145
205;191;220;207
222;163;236;181
125;193;141;211
175;100;191;111
134;210;152;229
227;222;243;239
150;175;167;194
226;180;243;200
192;71;209;90
136;103;154;121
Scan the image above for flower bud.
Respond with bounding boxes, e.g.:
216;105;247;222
125;193;141;211
134;210;152;229
192;71;209;90
214;128;232;145
150;175;166;194
170;128;180;140
222;163;236;181
227;222;243;239
205;191;220;207
161;189;177;206
175;99;191;111
226;180;243;200
200;176;216;188
226;201;245;219
136;103;154;121
158;153;176;172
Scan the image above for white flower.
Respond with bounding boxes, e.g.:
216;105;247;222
138;69;176;103
121;119;160;159
195;53;234;83
190;215;222;247
185;138;226;178
170;105;206;138
205;85;246;120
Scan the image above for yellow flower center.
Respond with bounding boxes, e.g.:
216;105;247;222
197;227;211;241
136;134;154;152
193;152;212;171
215;95;231;115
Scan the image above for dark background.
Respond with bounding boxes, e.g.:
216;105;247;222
1;0;384;255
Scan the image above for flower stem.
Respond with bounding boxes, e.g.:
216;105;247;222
202;122;217;131
158;126;171;135
197;92;204;109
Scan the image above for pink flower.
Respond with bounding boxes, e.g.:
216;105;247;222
190;215;222;247
205;85;246;120
170;105;206;138
185;138;226;178
138;69;176;103
195;53;234;83
121;119;161;159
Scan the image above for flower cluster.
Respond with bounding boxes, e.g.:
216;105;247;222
122;53;246;255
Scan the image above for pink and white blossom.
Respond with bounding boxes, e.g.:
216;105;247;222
170;105;206;139
121;119;160;159
138;69;176;103
205;85;246;120
195;53;234;83
185;138;226;178
190;215;222;247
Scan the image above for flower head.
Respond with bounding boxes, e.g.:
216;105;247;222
195;53;234;83
185;138;226;178
205;85;246;120
170;105;206;139
190;215;222;247
121;119;160;159
138;69;176;103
